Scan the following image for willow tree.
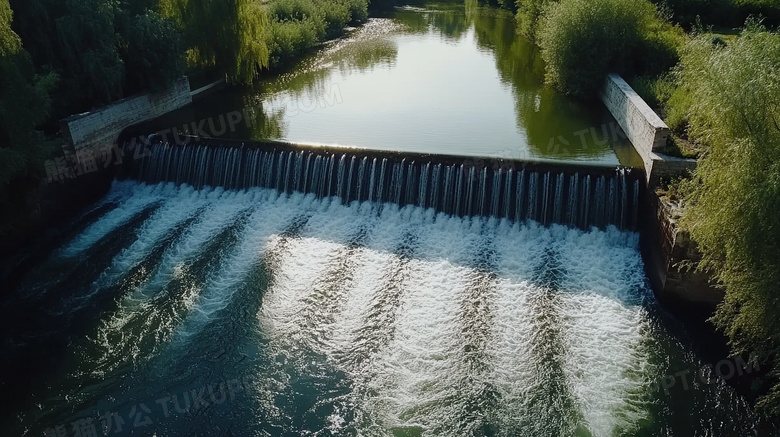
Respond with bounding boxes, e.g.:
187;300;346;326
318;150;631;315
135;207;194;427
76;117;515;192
676;23;780;415
161;0;269;83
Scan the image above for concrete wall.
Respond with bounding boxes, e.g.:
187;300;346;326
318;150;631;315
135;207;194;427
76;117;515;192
61;76;192;153
643;190;724;306
601;74;696;183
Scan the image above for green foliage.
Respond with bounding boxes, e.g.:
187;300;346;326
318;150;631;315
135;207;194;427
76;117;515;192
266;0;368;68
650;0;780;29
166;0;269;84
55;0;124;108
270;0;321;22
629;75;671;108
0;0;55;185
9;0;185;118
515;0;552;39
664;81;694;135
119;10;185;94
538;0;683;98
675;23;780;415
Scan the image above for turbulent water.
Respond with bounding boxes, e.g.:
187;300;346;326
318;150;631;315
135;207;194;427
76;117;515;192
1;181;775;436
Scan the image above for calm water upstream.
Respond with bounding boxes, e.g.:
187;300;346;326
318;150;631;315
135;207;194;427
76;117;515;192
136;2;640;166
1;2;775;437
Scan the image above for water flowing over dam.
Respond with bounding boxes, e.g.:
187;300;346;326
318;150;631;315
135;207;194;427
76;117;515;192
135;140;642;231
1;1;775;432
1;138;774;435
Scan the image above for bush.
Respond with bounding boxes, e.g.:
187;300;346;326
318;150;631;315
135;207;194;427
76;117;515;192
629;74;674;109
538;0;682;98
270;0;321;22
266;0;369;68
515;0;553;39
675;22;780;416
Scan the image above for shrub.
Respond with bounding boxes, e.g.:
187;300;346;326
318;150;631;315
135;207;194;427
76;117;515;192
675;22;780;416
270;0;321;22
515;0;553;39
266;0;369;68
538;0;682;98
346;0;369;25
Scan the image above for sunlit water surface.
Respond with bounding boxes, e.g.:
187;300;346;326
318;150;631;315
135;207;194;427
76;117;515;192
137;2;641;166
0;181;774;436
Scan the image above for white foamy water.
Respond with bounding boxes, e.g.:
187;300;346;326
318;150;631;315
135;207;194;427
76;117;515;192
248;199;657;436
172;191;315;342
45;182;679;435
556;227;653;435
60;182;169;258
94;185;211;286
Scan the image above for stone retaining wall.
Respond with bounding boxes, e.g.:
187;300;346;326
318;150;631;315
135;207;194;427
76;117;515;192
61;77;192;153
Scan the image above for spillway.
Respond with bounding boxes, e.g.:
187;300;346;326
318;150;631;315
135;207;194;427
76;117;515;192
1;141;774;436
133;140;642;230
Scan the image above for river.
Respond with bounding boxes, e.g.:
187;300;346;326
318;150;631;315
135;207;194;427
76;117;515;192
0;2;774;436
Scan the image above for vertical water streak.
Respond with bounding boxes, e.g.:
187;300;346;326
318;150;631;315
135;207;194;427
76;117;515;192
607;177;616;227
516;169;526;221
581;175;591;229
326;153;336;198
347;156;357;204
594;176;606;229
337;154;347;202
282;152;290;194
263;149;273;190
620;171;628;230
302;153;312;195
368;158;378;203
553;173;564;224
357;157;368;202
419;163;430;209
443;165;454;215
405;162;418;207
541;172;551;225
465;166;476;217
378;158;388;204
430;163;441;212
527;172;538;222
491;169;502;218
478;167;488;217
567;173;579;227
454;164;464;217
504;168;514;221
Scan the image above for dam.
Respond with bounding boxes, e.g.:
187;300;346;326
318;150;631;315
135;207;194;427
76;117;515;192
0;2;775;436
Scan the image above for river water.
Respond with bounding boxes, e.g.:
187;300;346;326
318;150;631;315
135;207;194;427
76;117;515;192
136;1;641;166
1;2;775;437
1;182;775;435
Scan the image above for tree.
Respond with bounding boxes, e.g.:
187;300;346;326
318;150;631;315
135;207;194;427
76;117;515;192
676;23;780;415
163;0;269;84
119;10;184;95
9;0;186;118
0;0;55;185
55;0;125;108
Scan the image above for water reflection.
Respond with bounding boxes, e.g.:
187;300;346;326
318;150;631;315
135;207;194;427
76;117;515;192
132;2;640;166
